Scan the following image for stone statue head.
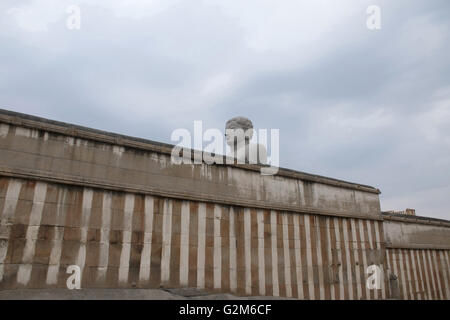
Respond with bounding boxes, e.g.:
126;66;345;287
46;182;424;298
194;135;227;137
225;116;253;148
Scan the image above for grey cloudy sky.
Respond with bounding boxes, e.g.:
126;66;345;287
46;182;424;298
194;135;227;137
1;0;449;219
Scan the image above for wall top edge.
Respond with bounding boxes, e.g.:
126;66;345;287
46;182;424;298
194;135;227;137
382;212;450;227
0;108;380;194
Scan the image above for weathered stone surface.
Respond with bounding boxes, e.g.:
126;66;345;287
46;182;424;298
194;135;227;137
0;109;380;220
0;109;449;300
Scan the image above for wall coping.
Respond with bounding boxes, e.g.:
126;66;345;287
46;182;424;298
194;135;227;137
382;212;450;228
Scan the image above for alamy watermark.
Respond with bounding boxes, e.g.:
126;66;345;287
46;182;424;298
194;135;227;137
366;264;383;290
366;5;381;30
170;121;280;175
66;265;81;289
66;4;81;30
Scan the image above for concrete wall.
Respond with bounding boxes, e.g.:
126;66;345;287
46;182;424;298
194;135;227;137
383;216;450;250
0;177;387;299
385;248;450;300
0;119;381;221
382;213;450;299
0;109;449;299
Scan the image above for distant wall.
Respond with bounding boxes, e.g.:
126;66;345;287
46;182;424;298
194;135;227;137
382;213;450;299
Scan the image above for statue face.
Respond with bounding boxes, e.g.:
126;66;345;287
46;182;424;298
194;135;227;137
225;125;253;147
225;116;254;148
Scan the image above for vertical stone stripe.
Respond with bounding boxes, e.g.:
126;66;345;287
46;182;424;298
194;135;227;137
249;210;258;296
326;217;335;300
414;250;427;300
369;221;379;299
392;250;401;298
366;220;375;299
129;195;145;286
334;218;345;300
76;188;93;283
213;205;221;290
270;210;279;297
410;250;420;299
386;249;393;298
445;251;450;289
359;220;370;299
347;219;357;299
304;214;315;299
420;249;432;299
416;250;425;300
0;179;22;282
220;206;230;292
410;250;419;299
436;251;448;300
287;215;298;299
229;207;237;293
276;213;286;297
179;201;190;287
298;215;309;299
282;213;292;298
308;216;319;299
46;187;73;286
316;217;326;300
148;198;162;286
430;249;444;300
139;196;154;284
16;182;47;286
356;220;368;300
421;250;432;299
394;249;403;299
243;208;252;295
350;219;362;299
263;211;273;296
342;218;353;299
431;250;443;299
97;192;112;282
366;221;374;298
398;249;409;299
376;221;387;299
293;214;304;299
426;250;437;299
188;202;198;288
204;204;214;290
257;210;265;296
403;249;413;299
197;203;206;289
414;250;425;300
444;251;450;299
402;250;410;300
235;208;245;295
329;218;339;300
168;201;181;287
159;198;172;285
373;221;384;299
408;250;420;300
118;194;135;284
440;251;450;299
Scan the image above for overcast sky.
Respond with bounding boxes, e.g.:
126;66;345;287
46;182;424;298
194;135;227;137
1;0;449;219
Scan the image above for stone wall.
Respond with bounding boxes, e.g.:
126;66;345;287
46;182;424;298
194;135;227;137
0;109;449;299
0;177;388;299
382;213;450;299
